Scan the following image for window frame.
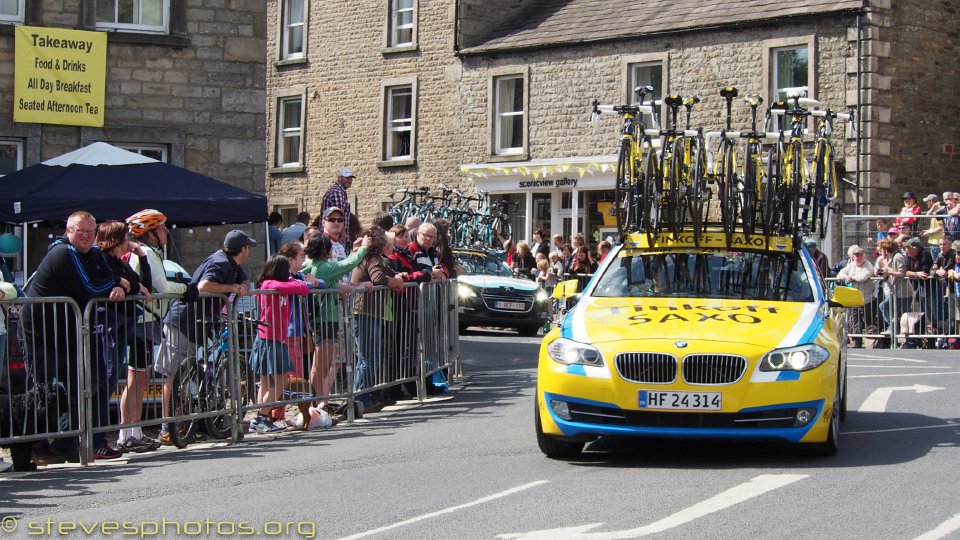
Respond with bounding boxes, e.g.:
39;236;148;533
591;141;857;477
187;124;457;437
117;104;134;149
489;68;528;160
383;0;417;53
117;143;168;162
271;90;307;173
0;0;24;23
94;0;170;34
0;139;24;177
622;53;669;128
379;77;418;168
277;0;309;65
762;37;816;133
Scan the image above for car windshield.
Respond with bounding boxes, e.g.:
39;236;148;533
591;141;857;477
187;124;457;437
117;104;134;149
455;252;513;277
591;250;815;302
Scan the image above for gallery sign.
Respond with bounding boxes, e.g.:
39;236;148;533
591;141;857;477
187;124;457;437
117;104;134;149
14;26;106;127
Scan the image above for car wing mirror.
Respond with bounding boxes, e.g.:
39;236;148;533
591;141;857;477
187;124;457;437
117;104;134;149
828;285;865;308
553;279;579;300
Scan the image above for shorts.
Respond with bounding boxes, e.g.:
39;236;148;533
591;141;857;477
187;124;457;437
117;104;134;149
312;321;341;345
247;338;294;376
155;325;197;379
125;336;154;371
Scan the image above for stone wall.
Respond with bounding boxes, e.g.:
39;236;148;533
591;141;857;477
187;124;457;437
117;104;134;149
0;0;267;273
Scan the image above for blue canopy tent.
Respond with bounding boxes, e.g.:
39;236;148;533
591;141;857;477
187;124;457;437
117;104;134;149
0;142;268;275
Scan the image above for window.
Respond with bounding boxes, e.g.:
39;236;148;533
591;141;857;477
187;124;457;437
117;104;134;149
771;45;809;130
280;0;306;61
494;74;525;155
627;61;663;126
387;0;415;48
118;144;168;162
0;140;23;177
0;0;24;23
385;85;413;160
276;95;304;168
96;0;169;33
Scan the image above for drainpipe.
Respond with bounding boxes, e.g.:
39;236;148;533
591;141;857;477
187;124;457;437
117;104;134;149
855;11;863;215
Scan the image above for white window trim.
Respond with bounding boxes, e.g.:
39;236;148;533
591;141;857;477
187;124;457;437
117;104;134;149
278;0;309;64
762;36;816;133
622;52;668;127
271;89;307;173
382;0;418;53
117;143;168;162
95;0;170;34
0;139;24;177
379;77;417;167
489;68;528;160
0;0;24;23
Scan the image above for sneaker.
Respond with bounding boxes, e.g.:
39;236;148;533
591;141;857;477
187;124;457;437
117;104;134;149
248;415;264;433
93;446;123;460
121;437;160;453
0;458;13;473
158;431;175;446
32;446;68;466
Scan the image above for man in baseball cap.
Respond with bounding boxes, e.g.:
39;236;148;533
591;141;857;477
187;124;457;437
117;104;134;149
322;168;355;245
223;229;257;250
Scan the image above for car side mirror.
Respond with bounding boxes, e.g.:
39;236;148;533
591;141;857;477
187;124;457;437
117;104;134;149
553;279;579;300
829;285;865;308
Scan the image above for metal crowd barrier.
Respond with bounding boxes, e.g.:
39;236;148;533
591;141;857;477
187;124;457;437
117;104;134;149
0;281;460;468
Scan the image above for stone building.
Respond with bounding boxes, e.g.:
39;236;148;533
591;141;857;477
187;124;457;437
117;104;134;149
265;0;959;251
0;1;267;274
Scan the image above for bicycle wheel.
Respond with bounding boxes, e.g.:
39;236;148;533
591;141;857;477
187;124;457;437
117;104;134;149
204;352;241;440
168;361;201;448
667;140;686;239
615;140;635;239
689;140;709;241
764;143;785;236
741;144;760;235
718;140;739;241
640;149;660;245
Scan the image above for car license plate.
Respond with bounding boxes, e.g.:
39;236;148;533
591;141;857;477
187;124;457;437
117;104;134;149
495;301;525;310
638;390;721;410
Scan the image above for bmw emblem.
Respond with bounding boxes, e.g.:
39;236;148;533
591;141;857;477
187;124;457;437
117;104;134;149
675;341;688;349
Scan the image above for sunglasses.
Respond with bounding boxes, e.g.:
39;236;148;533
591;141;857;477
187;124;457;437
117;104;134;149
325;217;345;223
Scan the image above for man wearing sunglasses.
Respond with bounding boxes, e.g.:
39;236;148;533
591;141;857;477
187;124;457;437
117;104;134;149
321;167;355;246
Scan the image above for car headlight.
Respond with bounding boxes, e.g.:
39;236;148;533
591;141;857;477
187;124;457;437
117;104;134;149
535;289;549;302
759;344;830;372
546;337;604;367
458;284;477;299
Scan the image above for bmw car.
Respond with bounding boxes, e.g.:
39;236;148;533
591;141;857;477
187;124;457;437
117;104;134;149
536;232;864;457
454;248;550;336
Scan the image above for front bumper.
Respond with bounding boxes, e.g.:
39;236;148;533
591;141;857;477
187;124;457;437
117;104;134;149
459;300;549;328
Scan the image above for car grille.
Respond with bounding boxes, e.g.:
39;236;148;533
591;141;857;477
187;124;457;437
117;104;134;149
480;288;533;312
681;354;747;385
566;402;799;429
615;353;678;384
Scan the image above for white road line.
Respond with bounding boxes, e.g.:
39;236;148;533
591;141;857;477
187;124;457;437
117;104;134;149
849;365;951;369
850;371;960;379
857;384;944;413
850;354;927;363
844;422;959;435
337;480;549;540
914;512;960;540
497;474;808;540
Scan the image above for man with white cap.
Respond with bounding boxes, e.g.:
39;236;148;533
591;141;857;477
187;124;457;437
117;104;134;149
836;245;876;348
322;167;354;246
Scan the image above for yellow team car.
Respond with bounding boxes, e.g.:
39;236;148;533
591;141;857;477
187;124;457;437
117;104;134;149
536;233;864;458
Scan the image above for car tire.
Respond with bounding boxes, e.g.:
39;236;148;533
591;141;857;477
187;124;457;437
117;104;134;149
517;326;540;337
535;394;584;458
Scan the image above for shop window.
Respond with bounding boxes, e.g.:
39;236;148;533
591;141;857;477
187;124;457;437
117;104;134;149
95;0;169;34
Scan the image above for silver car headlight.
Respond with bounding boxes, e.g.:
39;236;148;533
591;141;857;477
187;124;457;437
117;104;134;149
546;337;604;367
759;344;830;372
458;284;477;299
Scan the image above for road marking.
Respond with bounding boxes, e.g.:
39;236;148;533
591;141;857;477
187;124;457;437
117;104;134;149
849;365;951;369
850;354;927;363
845;422;959;435
497;474;808;540
337;480;549;540
858;384;944;413
914;512;960;540
850;371;960;379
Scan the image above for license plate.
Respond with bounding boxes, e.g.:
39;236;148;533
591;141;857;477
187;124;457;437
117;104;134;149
495;301;525;310
639;390;721;410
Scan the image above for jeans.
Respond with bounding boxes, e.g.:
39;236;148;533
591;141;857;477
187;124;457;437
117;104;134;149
353;314;381;403
880;295;912;336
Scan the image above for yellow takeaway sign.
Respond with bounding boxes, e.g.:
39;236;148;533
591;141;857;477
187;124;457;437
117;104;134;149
14;26;106;127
